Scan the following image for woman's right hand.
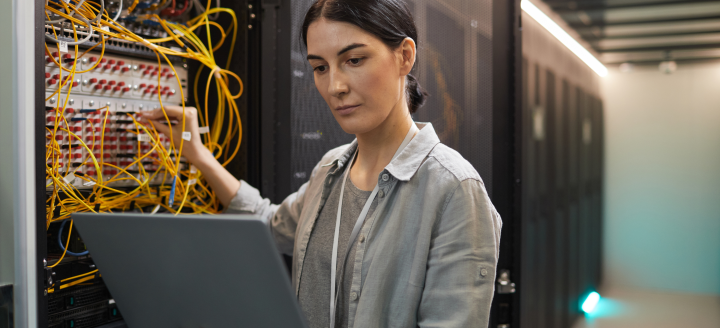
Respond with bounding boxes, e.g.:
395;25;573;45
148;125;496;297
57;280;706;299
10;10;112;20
139;105;210;165
139;105;241;207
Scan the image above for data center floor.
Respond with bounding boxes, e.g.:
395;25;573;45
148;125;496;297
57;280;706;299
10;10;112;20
571;286;720;328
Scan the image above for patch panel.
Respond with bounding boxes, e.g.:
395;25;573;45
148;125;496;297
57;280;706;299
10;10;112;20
45;51;189;190
44;94;189;189
44;51;187;103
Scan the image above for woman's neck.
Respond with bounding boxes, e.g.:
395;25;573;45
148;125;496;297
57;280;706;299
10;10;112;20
350;100;415;191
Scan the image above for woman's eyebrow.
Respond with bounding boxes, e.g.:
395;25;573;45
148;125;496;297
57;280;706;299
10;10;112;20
306;43;367;61
337;43;366;56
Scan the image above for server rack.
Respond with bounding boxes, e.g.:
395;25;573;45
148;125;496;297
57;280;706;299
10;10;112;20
34;0;262;326
520;58;604;328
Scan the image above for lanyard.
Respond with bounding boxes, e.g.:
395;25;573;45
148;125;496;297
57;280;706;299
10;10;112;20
329;123;418;327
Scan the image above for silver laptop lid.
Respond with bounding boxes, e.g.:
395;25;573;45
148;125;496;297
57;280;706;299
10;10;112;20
72;213;308;328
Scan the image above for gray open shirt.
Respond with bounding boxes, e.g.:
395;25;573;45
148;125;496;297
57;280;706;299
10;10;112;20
227;123;503;327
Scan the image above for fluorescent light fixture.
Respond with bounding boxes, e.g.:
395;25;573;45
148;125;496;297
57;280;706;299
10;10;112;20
582;292;601;313
521;0;608;77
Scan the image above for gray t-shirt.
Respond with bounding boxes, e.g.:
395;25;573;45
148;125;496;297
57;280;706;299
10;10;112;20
298;172;378;328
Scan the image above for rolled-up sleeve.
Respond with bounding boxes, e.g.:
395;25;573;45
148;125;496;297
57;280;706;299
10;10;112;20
417;178;502;328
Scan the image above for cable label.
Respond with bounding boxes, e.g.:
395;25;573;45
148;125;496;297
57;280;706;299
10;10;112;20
83;181;96;187
63;172;76;185
187;178;197;186
182;131;191;141
211;66;222;79
190;165;197;174
58;41;68;53
198;126;209;134
140;38;158;50
138;134;151;142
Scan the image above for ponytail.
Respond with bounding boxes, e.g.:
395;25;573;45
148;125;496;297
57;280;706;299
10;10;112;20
406;73;428;114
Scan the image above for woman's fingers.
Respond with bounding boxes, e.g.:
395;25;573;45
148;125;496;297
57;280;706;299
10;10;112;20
139;105;196;121
137;106;204;162
160;105;194;121
149;119;172;137
138;108;168;121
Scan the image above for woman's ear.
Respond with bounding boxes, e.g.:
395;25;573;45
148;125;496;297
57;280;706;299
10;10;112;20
398;37;416;76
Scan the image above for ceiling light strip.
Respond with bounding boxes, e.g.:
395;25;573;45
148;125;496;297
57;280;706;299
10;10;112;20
521;0;609;77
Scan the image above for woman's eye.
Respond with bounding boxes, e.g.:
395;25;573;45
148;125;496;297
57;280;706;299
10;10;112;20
314;65;327;72
348;58;363;65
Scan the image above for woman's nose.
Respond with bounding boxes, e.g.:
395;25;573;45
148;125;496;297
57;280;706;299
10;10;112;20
328;70;349;97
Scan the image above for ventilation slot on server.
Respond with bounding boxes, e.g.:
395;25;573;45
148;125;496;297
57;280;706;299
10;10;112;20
48;285;111;315
48;300;120;328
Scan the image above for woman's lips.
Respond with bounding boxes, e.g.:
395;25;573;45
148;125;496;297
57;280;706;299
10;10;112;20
335;104;360;115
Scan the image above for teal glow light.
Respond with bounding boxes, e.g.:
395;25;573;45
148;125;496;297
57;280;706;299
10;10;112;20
582;292;601;313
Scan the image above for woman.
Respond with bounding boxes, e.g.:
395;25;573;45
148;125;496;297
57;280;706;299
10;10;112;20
141;0;502;327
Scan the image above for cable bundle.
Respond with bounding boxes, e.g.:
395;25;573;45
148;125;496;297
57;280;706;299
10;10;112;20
43;0;242;265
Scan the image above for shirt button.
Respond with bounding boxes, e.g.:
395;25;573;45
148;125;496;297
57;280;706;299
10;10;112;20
381;174;389;182
480;269;488;277
359;235;365;243
350;292;358;301
378;190;385;198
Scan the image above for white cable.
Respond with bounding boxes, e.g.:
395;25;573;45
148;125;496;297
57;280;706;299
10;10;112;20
46;0;87;24
45;11;94;46
112;0;123;21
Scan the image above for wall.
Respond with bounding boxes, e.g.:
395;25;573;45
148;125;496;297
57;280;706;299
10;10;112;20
602;61;720;295
0;0;15;287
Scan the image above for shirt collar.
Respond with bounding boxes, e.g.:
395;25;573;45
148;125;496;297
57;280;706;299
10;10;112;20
325;122;441;181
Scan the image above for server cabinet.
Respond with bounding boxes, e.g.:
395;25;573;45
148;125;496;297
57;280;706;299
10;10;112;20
35;0;261;326
520;59;604;327
521;61;552;328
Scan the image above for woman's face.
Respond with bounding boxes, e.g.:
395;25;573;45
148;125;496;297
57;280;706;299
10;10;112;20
306;18;414;135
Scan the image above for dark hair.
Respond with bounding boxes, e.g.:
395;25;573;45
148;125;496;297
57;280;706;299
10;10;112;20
302;0;429;113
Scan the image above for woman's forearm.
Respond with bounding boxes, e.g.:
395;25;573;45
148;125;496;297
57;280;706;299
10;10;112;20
190;147;242;207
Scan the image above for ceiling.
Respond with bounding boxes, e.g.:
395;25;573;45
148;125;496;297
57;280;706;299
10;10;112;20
542;0;720;65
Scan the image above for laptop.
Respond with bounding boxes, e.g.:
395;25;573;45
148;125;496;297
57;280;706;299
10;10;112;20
72;213;308;328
